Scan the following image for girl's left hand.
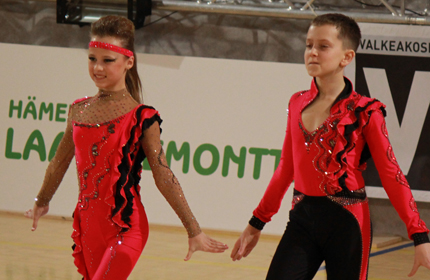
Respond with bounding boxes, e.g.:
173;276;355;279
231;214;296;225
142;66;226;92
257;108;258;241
184;232;228;261
408;243;430;277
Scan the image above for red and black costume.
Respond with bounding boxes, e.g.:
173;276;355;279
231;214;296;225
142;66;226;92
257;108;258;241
250;78;429;280
35;89;201;279
71;100;160;279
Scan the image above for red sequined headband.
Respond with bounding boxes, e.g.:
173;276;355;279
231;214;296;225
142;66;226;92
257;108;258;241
88;41;134;57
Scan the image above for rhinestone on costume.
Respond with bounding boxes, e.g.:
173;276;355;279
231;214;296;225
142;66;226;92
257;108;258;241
329;139;335;147
89;41;134;58
328;187;367;206
347;100;355;111
108;123;115;134
410;198;418;213
292;193;305;207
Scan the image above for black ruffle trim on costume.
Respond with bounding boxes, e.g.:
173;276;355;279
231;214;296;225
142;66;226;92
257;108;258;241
336;100;386;193
111;106;163;231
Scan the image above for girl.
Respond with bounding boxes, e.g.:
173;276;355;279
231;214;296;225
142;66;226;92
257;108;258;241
25;15;228;280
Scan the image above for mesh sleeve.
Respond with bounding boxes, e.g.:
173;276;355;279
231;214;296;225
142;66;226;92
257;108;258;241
35;111;75;206
141;122;201;238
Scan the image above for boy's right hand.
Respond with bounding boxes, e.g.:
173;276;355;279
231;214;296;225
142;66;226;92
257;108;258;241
24;204;49;231
230;224;261;261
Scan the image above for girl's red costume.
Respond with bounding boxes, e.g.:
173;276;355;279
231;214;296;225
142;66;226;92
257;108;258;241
71;102;159;279
253;78;429;279
35;90;201;279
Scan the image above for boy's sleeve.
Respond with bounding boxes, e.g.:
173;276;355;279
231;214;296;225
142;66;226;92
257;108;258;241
253;100;295;223
363;109;429;241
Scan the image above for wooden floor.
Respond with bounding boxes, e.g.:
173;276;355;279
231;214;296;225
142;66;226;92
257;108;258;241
1;211;429;280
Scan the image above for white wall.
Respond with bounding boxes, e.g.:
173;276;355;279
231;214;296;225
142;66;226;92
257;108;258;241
0;43;310;235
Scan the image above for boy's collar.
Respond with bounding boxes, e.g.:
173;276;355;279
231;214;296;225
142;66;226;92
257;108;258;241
334;77;353;104
311;77;353;104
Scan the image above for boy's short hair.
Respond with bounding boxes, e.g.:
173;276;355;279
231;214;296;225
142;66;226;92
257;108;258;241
310;13;361;52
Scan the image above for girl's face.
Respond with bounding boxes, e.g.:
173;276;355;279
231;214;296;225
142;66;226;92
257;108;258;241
88;36;134;91
304;24;353;80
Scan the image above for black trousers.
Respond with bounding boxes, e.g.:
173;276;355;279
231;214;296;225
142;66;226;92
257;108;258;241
266;196;371;280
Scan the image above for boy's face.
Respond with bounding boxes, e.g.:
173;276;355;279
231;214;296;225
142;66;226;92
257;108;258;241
304;24;353;79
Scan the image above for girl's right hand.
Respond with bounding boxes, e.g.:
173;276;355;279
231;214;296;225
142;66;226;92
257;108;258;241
24;204;49;231
184;232;228;261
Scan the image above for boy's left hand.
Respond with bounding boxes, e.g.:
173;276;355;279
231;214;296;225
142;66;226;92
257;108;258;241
408;243;430;277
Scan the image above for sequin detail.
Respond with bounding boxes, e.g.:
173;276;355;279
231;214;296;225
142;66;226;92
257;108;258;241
328;187;367;206
382;120;408;187
298;113;342;195
71;88;134;126
89;41;134;57
292;193;305;208
410;198;418;213
152;148;201;238
103;234;124;279
76;128;114;212
297;85;385;197
377;112;429;231
298;121;325;153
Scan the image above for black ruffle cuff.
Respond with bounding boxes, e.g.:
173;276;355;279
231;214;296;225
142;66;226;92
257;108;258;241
412;232;430;246
249;215;266;230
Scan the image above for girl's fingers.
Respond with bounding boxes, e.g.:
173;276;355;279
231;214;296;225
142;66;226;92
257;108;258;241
24;209;33;218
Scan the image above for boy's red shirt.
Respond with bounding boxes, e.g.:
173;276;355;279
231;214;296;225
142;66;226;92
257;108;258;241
253;78;429;239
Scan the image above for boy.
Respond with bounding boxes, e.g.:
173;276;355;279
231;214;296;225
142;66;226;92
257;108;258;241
230;13;430;280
